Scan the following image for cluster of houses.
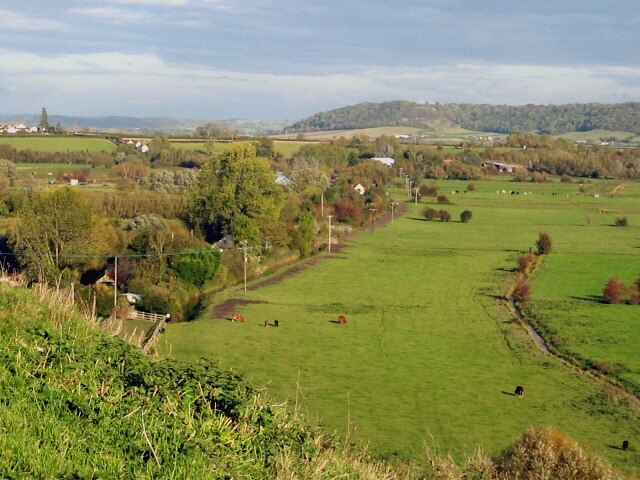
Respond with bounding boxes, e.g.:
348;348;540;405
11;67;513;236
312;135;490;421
0;123;42;134
124;139;149;153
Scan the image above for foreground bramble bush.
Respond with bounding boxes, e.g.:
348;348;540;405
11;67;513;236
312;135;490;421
495;427;625;480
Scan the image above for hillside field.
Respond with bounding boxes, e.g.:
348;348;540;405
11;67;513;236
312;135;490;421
160;177;640;474
0;136;117;153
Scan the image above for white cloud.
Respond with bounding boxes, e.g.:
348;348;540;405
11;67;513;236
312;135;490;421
0;48;638;118
68;7;144;21
0;9;68;31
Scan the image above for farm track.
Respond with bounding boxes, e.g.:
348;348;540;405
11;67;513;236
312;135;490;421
212;201;408;318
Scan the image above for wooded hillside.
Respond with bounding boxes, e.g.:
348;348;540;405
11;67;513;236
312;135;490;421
289;101;640;135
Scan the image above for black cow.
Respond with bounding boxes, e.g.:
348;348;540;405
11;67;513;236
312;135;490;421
274;320;279;327
515;386;524;397
622;440;630;451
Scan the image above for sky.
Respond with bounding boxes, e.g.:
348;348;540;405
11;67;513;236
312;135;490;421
1;1;639;120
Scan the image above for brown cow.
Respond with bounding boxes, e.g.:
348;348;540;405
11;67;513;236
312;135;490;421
231;312;245;322
338;315;347;324
264;320;269;328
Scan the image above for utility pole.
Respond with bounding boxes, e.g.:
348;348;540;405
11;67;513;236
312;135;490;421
327;215;333;253
391;201;398;223
113;256;118;308
368;208;378;232
238;241;252;293
414;187;419;206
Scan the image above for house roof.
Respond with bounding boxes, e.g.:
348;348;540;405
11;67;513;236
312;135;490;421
371;157;395;167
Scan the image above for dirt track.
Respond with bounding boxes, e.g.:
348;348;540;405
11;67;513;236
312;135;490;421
213;201;408;318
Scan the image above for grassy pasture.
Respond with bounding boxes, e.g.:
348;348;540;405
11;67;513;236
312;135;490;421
553;129;635;142
160;176;640;473
0;136;117;153
14;163;118;187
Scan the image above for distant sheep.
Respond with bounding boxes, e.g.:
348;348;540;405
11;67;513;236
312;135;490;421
338;315;347;324
515;386;524;397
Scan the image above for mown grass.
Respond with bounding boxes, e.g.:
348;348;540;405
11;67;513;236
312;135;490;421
161;176;640;474
0;136;117;152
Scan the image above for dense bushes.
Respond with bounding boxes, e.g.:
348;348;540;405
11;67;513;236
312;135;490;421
536;232;553;255
170;248;221;287
602;277;640;304
495;428;624;480
422;208;451;222
459;210;472;223
512;274;532;304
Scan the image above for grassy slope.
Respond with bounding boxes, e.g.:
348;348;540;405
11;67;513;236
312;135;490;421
1;285;402;479
161;178;640;474
0;136;117;152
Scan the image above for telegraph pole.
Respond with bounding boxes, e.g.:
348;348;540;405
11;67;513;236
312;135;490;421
391;201;397;223
327;215;333;253
113;256;118;308
238;241;252;293
368;208;378;232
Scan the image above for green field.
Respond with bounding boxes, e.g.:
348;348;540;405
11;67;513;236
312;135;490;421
0;136;117;153
553;129;636;143
160;177;640;473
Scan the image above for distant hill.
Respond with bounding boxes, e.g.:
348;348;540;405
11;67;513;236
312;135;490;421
0;115;290;135
288;101;640;135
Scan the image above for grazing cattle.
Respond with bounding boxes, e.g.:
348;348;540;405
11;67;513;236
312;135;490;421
338;315;347;324
274;320;279;327
515;386;524;397
231;312;244;322
622;440;630;451
264;320;269;327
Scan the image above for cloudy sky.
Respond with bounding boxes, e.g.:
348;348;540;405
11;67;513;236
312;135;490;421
1;1;639;120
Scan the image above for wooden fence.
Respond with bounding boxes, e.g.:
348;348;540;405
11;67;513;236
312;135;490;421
128;310;167;323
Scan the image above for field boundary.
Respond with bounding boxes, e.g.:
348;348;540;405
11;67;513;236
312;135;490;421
210;201;408;319
505;265;640;407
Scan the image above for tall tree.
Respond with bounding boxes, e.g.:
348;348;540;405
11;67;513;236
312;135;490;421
39;107;49;132
188;143;283;242
10;187;111;282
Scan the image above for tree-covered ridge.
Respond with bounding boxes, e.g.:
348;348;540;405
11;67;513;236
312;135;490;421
289;101;640;135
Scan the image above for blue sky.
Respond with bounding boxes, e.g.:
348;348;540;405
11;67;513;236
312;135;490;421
1;1;639;120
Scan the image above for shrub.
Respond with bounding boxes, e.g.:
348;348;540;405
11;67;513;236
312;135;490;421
517;252;536;273
438;210;451;222
496;428;624;480
466;183;476;191
615;217;628;227
512;274;532;304
535;232;552;255
530;171;548;183
603;278;627;304
422;207;439;221
171;248;222;287
560;173;573;183
460;210;472;223
436;194;450;204
419;184;439;197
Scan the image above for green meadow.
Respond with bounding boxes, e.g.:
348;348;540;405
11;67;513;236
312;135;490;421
160;177;640;473
0;136;117;153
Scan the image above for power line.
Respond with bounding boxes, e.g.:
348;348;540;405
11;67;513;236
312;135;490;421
0;249;221;260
